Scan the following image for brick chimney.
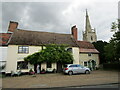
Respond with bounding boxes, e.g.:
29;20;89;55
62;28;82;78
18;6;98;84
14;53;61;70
8;21;18;33
71;25;78;40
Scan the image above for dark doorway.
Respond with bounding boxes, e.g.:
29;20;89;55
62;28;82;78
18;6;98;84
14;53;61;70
88;60;96;71
57;62;63;73
91;60;96;70
34;63;41;73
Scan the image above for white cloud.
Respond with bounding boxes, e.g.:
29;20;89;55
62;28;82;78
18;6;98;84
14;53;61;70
1;0;119;42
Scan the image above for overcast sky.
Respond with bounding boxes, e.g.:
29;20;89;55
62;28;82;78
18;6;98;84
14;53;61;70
0;0;119;42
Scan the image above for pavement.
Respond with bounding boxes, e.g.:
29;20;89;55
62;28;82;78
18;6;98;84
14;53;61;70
1;70;119;89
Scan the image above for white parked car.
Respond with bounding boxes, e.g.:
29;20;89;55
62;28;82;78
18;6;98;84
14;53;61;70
63;64;90;75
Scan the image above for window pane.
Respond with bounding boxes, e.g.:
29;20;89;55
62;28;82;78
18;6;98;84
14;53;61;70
18;46;29;53
77;65;80;67
67;48;72;52
84;62;87;66
88;53;92;56
17;61;28;69
47;62;52;68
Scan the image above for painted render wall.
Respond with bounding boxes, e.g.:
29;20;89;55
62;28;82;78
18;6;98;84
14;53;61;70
0;47;7;72
72;47;80;64
6;45;80;73
6;45;42;73
79;53;99;67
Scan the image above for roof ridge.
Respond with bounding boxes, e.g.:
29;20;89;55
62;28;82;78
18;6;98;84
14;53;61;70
17;29;71;35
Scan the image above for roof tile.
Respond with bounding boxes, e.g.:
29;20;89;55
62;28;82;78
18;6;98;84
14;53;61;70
0;33;12;46
9;29;79;47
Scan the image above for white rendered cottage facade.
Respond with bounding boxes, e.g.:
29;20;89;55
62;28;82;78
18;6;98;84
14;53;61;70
1;20;99;74
5;29;80;73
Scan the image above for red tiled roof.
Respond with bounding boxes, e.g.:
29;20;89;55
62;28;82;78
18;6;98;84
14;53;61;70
80;48;99;53
77;41;95;49
77;41;99;53
0;33;12;46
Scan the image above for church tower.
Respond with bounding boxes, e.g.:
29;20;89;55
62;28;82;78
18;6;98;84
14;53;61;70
83;9;97;43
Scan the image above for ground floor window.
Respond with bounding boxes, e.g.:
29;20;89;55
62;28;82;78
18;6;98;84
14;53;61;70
47;62;52;68
84;62;88;66
17;61;28;70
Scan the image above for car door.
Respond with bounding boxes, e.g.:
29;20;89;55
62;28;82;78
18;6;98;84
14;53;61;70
69;65;78;74
77;65;85;73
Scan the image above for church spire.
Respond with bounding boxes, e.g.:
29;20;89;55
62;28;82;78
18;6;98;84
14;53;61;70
83;9;97;43
85;9;92;32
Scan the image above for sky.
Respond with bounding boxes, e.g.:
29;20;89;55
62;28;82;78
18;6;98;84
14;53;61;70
0;0;119;42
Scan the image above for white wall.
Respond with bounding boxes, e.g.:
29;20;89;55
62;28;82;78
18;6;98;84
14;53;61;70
79;53;99;67
6;45;80;73
6;45;42;73
0;47;8;72
72;47;80;64
0;47;8;61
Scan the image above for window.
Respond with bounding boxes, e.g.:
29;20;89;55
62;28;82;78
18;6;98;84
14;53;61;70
91;36;93;41
88;53;92;56
17;61;28;70
47;62;52;68
69;65;77;67
67;48;72;52
84;62;87;66
77;65;80;67
18;46;29;53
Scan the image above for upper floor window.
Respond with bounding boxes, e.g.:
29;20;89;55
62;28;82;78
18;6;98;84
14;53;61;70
88;52;92;56
67;48;72;53
18;46;29;53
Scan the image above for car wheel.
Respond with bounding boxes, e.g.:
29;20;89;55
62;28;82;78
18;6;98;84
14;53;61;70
68;71;73;75
85;70;90;74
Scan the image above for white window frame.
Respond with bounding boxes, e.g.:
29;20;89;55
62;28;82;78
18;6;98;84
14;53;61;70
18;46;29;54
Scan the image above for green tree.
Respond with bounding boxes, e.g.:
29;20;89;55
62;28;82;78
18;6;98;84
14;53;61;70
92;40;108;64
104;41;115;62
24;44;73;64
104;19;120;62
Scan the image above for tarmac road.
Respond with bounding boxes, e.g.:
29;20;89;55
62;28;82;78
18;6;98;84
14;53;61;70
2;70;119;88
68;83;119;88
2;83;119;90
33;83;120;90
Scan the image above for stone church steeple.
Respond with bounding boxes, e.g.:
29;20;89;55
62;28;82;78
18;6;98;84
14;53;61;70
83;9;97;43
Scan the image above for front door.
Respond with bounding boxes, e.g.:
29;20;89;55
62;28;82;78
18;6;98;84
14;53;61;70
57;62;63;73
88;60;96;70
91;60;96;70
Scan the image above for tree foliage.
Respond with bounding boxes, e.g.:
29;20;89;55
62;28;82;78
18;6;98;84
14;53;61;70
24;44;73;64
92;40;108;64
104;19;120;62
93;19;120;63
104;41;115;62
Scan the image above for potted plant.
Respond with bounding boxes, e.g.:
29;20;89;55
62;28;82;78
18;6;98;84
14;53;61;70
29;68;35;75
40;68;46;74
